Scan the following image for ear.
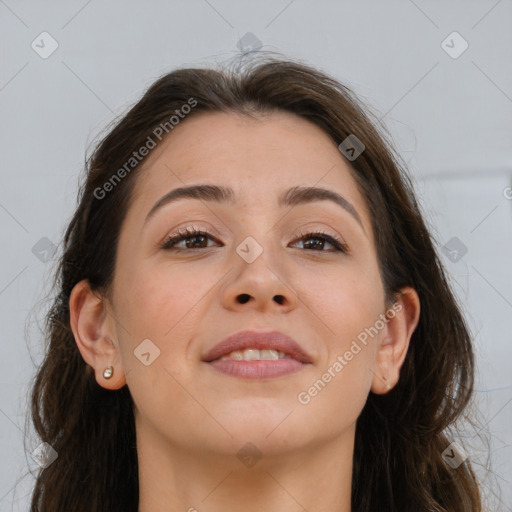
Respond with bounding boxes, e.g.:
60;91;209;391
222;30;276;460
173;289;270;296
370;286;420;394
69;279;126;390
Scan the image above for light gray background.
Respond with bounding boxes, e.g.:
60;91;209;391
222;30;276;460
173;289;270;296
1;1;511;510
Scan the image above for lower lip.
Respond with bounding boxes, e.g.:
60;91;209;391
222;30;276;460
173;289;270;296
207;359;306;379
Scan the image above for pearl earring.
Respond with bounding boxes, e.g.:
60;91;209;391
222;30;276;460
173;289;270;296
103;366;113;379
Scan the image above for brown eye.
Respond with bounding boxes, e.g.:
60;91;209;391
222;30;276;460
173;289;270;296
290;231;349;253
160;228;349;254
160;228;220;250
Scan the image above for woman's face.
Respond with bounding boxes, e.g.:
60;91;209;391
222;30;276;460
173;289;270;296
105;110;396;458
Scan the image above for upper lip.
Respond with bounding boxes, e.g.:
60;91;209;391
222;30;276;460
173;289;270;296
202;329;313;364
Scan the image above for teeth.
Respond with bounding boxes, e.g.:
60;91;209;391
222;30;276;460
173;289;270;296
219;348;291;361
244;349;261;361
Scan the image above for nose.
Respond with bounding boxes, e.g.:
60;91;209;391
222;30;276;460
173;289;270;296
220;242;299;313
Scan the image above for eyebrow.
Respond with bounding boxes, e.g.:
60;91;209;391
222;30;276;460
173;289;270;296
144;183;365;233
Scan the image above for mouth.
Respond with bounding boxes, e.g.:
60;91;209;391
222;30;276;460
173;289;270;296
202;329;313;379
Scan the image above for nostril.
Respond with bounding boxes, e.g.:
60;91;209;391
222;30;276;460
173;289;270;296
236;294;285;305
237;294;251;304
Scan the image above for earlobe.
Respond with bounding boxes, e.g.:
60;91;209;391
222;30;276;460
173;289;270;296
371;287;421;394
69;279;126;389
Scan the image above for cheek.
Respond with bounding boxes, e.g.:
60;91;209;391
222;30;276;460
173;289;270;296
296;279;381;427
110;263;208;399
117;263;205;338
295;263;383;404
113;266;209;423
301;261;384;340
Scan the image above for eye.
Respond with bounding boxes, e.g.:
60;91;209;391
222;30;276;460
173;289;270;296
160;227;220;250
160;227;349;253
289;230;349;253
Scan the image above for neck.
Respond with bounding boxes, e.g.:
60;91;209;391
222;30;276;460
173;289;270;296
136;418;354;512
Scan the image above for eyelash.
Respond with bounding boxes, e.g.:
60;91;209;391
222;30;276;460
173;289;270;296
160;226;349;253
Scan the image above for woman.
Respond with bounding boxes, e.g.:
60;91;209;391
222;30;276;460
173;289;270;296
28;54;482;511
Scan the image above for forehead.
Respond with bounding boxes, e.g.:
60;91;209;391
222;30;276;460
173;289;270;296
128;110;373;234
142;110;343;178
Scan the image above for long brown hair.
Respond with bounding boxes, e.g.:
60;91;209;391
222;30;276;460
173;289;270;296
26;53;482;511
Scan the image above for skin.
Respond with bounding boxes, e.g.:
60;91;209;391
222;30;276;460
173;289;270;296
70;110;420;512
